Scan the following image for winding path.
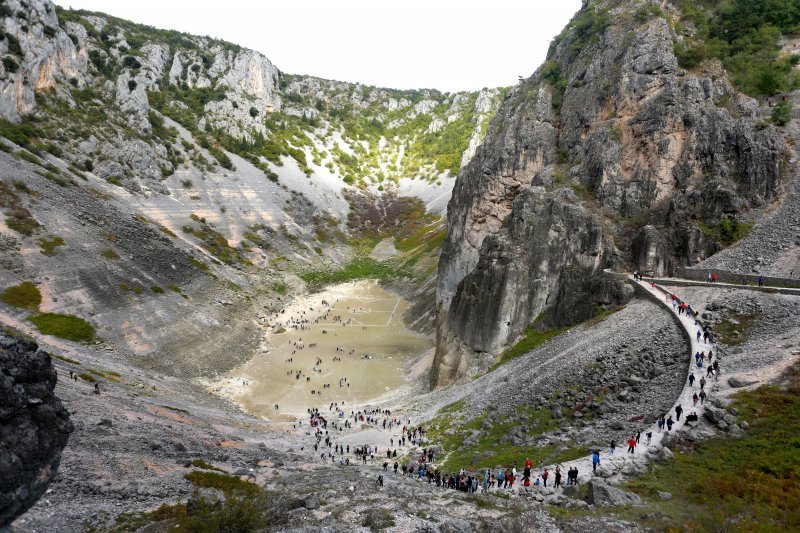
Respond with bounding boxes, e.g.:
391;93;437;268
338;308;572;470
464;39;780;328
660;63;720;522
548;276;715;486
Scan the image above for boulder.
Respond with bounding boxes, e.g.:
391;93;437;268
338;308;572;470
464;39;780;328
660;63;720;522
586;480;642;507
657;491;672;501
728;377;758;388
561;485;579;497
0;333;73;528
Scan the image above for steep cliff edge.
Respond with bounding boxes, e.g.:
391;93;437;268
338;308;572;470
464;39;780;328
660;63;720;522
433;0;792;386
0;332;72;528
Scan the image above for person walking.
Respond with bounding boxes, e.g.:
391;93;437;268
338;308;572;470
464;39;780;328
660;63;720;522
675;404;683;421
700;376;706;390
542;468;549;487
666;415;674;431
592;450;600;473
693;392;699;406
608;439;616;456
554;467;562;489
627;435;636;454
689;373;695;387
699;389;707;404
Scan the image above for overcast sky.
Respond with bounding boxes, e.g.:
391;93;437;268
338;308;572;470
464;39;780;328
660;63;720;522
54;0;583;92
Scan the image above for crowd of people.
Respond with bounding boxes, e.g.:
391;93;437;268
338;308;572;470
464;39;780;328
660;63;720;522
283;276;720;499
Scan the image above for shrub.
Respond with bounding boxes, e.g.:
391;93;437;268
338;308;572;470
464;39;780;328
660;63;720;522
38;236;65;256
2;56;19;73
184;471;260;496
28;313;96;343
0;281;41;311
127;79;137;91
249;107;258;118
675;43;707;69
771;99;792;126
150;285;165;294
100;249;119;259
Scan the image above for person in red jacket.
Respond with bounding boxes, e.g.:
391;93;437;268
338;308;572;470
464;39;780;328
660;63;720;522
542;468;549;487
627;435;637;454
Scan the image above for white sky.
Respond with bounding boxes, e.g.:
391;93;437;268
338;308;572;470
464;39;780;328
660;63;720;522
54;0;583;92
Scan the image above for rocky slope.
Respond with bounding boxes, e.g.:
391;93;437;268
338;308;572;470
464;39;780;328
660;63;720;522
432;0;795;386
0;331;72;528
0;0;504;375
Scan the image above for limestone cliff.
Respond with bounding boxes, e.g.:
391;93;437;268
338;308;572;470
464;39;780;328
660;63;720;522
433;0;789;386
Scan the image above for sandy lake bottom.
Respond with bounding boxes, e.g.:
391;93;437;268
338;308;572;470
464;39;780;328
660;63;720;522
212;280;433;421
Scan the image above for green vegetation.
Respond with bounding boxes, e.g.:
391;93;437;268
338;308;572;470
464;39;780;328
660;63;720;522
119;283;143;295
549;5;611;62
182;218;248;266
78;372;95;382
162;405;190;414
362;508;396;531
426;404;585;472
772;98;793;125
28;312;96;343
52;354;81;365
184;471;261;497
0;281;41;311
100;249;120;259
489;321;570;372
150;285;165;294
299;256;412;290
273;282;288;295
620;367;800;531
38;236;65;256
5;213;41;236
190;459;227;472
88;368;121;382
713;312;758;345
698;215;753;246
674;0;800;96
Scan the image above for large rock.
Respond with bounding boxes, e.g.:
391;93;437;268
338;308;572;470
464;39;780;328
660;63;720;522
728;377;758;388
431;2;787;386
586;480;642;507
0;333;73;528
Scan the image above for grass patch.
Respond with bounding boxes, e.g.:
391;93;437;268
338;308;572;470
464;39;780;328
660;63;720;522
426;404;584;472
38;236;65;256
78;373;95;382
488;320;570;372
182;220;248;266
158;225;177;238
5;215;41;236
119;283;143;295
620;368;800;531
141;491;269;532
162;405;190;414
299;256;412;290
190;459;227;472
0;281;41;311
184;470;260;496
100;249;120;259
362;507;395;532
713;312;758;346
28;312;95;343
150;285;164;294
88;368;121;382
52;354;81;365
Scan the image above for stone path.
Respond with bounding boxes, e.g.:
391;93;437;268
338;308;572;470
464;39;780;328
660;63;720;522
525;276;715;487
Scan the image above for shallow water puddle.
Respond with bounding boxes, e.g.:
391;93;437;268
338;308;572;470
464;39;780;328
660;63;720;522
214;280;432;420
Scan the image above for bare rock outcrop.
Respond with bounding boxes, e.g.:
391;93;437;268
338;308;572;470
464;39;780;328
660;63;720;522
432;0;788;386
0;332;73;528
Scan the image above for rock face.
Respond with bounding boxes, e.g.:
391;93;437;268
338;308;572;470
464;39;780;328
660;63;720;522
0;332;73;528
432;0;788;386
586;480;642;507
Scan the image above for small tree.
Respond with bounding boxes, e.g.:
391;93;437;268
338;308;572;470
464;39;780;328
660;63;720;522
771;99;792;126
